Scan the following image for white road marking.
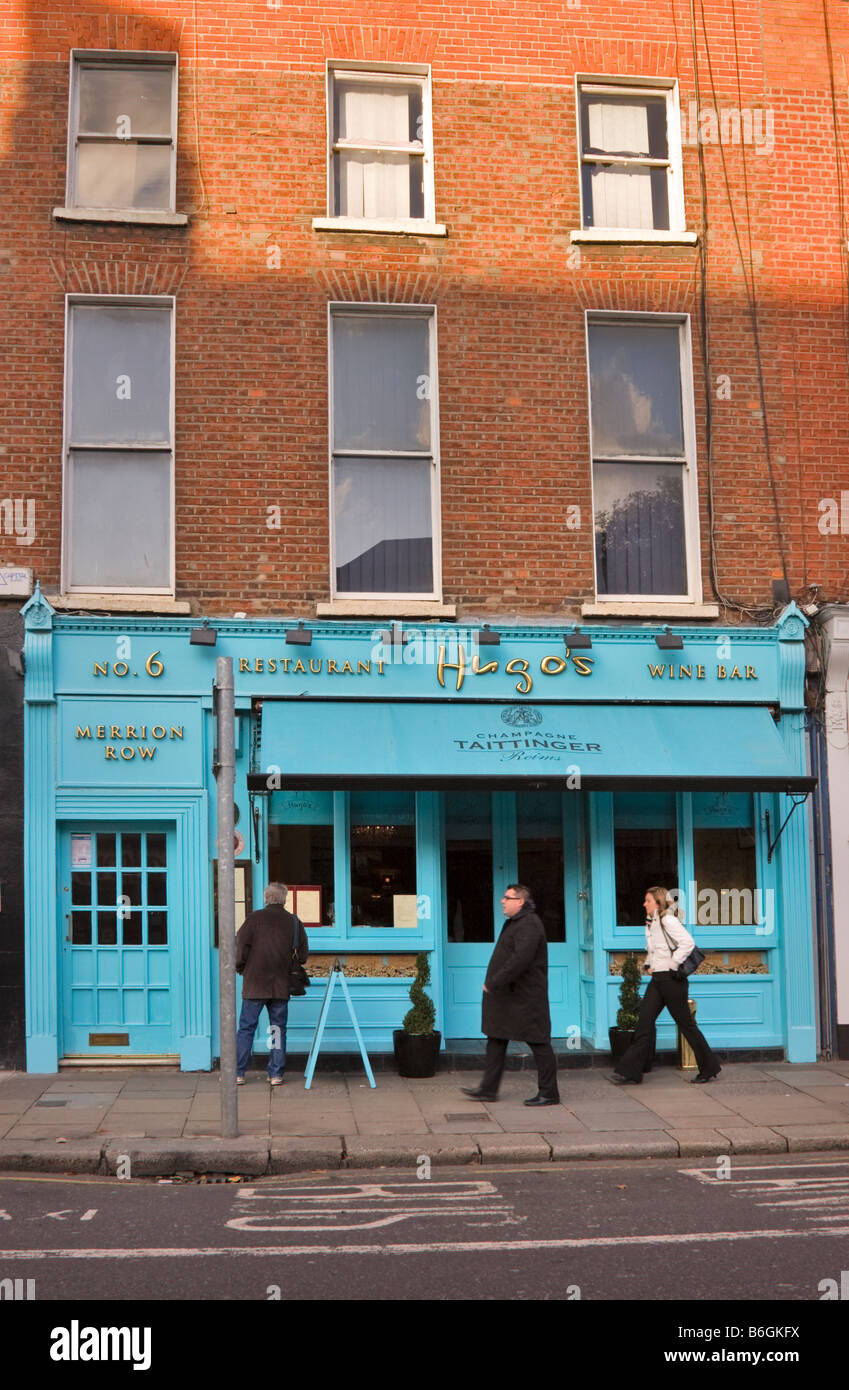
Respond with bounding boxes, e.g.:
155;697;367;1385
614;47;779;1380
680;1160;849;1180
680;1160;849;1227
227;1180;522;1232
1;1226;847;1260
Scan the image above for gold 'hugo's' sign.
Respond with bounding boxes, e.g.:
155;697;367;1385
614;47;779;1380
437;645;592;694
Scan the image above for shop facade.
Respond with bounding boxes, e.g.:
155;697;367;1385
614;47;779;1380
23;588;817;1072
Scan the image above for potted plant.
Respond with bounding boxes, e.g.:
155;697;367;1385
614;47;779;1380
393;952;441;1078
609;952;643;1066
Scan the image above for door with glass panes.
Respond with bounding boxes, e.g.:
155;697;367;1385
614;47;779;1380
443;791;580;1039
60;825;176;1057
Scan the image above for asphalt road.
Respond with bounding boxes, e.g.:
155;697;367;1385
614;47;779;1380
1;1152;848;1308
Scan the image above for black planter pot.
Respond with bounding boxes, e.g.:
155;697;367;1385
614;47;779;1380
393;1029;441;1078
609;1024;657;1070
608;1027;636;1066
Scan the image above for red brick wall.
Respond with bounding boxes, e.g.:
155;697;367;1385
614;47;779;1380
1;1;847;617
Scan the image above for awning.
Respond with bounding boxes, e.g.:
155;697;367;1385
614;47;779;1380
249;700;814;793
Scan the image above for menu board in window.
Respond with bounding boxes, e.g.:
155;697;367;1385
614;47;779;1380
289;885;322;927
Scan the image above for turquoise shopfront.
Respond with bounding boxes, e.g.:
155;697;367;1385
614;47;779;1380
22;587;817;1071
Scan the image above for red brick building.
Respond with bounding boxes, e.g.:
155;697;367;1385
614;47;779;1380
2;2;848;1070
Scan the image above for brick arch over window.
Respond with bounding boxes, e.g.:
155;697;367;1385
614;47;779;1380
568;39;678;80
319;26;439;65
574;277;697;316
316;269;443;304
48;258;187;297
64;13;184;53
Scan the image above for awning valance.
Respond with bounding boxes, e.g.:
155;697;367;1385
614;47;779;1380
249;700;814;793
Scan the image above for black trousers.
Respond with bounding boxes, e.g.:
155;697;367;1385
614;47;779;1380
615;972;720;1082
480;1037;560;1099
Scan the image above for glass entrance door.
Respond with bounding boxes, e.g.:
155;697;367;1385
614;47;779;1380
60;825;176;1057
442;791;578;1039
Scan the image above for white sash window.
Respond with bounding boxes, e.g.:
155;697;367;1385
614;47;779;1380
578;80;685;234
63;297;175;594
66;51;178;213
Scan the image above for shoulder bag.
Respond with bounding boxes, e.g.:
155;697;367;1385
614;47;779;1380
288;914;310;997
659;919;705;978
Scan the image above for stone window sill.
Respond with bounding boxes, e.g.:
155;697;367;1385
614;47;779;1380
312;216;447;237
48;593;191;615
570;228;698;245
316;599;457;618
53;207;188;227
581;601;720;620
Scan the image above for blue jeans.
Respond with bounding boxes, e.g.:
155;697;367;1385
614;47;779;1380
236;998;289;1079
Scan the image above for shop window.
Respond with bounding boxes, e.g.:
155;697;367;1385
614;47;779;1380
268;791;334;928
66;51;178;213
350;790;416;927
328;67;432;223
587;314;698;599
577;81;684;233
446;792;494;943
63;297;174;593
613;792;677;924
330;305;439;598
692;792;759;927
517;789;565;942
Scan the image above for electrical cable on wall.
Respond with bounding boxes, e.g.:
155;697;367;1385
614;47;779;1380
686;0;770;621
193;0;209;214
689;0;792;616
822;0;849;372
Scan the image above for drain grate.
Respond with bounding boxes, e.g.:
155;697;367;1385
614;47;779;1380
444;1112;491;1122
34;1100;67;1107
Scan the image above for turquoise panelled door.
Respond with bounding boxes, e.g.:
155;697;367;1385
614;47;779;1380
442;791;578;1039
60;826;176;1057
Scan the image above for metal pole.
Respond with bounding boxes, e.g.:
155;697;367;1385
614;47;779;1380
215;656;239;1137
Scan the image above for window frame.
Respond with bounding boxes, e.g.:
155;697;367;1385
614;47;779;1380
584;309;702;604
61;293;176;597
65;49;179;215
575;75;686;236
268;788;435;950
321;61;440;232
327;301;442;602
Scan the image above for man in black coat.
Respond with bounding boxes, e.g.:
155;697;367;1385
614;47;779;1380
235;882;309;1085
462;884;560;1107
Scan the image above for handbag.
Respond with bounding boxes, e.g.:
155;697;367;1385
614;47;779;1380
659;919;705;978
288;914;310;997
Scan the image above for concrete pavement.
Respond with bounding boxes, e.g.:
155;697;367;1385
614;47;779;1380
1;1057;849;1176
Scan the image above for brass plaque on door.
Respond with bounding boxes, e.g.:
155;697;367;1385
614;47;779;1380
88;1033;129;1046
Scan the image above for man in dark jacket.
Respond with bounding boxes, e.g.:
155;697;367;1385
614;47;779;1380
235;882;309;1085
461;884;560;1107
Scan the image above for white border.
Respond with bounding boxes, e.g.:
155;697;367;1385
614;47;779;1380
324;62;437;228
62;293;176;597
584;309;702;605
575;75;686;236
327;301;442;603
65;49;178;214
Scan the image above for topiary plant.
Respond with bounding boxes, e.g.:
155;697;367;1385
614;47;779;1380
616;952;643;1031
402;952;436;1035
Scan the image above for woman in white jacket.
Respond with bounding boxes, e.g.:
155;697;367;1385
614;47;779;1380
610;886;721;1086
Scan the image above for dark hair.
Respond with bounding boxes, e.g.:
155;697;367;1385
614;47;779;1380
507;883;534;910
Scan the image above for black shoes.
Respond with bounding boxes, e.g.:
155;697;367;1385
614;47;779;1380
460;1086;499;1101
523;1093;560;1107
691;1067;722;1084
609;1073;641;1085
